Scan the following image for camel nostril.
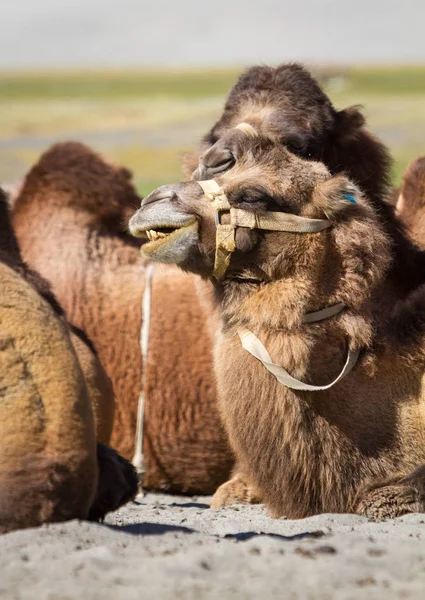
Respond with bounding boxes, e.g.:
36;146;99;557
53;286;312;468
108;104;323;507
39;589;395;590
142;187;177;207
213;153;235;170
199;151;235;179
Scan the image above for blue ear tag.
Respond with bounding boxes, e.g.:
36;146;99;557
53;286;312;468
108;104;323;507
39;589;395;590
344;192;357;204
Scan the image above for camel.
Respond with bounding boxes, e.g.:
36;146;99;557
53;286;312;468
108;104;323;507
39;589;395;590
189;63;425;297
0;189;137;533
186;63;425;506
396;157;425;248
130;132;425;520
11;142;234;495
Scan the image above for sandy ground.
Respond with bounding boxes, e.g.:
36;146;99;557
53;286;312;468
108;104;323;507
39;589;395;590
1;494;425;599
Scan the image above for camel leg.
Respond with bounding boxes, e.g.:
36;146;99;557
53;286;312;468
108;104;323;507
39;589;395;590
354;465;425;520
210;468;262;508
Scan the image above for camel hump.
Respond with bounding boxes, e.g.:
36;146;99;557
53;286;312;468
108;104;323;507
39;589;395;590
14;141;141;230
0;262;97;533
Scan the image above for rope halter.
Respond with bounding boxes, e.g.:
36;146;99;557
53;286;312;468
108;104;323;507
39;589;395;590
197;179;333;281
196;178;361;392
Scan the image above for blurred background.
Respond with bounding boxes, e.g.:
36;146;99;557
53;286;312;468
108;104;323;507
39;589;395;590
1;0;424;194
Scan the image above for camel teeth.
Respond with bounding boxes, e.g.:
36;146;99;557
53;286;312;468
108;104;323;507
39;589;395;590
146;229;172;242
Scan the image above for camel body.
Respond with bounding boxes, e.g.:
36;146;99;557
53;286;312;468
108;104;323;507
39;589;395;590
0;260;98;533
130;131;425;519
12;143;233;494
1;189;137;531
214;292;425;517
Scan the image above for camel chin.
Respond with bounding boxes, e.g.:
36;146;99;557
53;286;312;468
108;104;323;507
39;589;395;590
140;221;199;264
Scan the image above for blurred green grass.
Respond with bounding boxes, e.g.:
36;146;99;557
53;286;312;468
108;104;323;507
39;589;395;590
0;69;241;100
0;66;424;194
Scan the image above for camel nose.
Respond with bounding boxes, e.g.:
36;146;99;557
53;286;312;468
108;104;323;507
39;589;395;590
141;185;178;207
193;148;235;181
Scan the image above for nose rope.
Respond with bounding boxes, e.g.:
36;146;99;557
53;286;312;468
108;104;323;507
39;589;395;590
132;262;155;491
196;178;360;391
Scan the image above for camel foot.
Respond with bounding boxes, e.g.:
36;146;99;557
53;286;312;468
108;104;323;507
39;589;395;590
355;468;425;520
88;443;138;522
211;473;261;508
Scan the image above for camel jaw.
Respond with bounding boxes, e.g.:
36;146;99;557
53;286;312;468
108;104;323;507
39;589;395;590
129;206;199;264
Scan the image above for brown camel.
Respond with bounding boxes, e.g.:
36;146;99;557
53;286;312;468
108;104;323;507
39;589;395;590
396;157;425;248
186;63;425;505
189;63;425;297
0;189;137;533
130;133;425;520
12;142;234;495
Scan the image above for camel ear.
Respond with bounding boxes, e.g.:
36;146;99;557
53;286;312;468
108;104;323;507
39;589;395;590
325;106;392;203
335;106;365;136
311;176;361;219
118;167;133;181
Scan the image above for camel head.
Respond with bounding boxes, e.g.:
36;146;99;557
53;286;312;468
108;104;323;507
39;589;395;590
131;135;391;309
187;64;391;207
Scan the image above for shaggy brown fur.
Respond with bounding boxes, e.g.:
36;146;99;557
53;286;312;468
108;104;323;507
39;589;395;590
0;187;114;444
131;134;425;519
189;63;425;295
1;189;137;531
396;157;425;248
12;142;234;494
0;189;97;532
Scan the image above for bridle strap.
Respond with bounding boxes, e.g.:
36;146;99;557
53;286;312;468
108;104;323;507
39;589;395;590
196;179;332;280
197;179;234;280
238;327;360;391
231;208;332;233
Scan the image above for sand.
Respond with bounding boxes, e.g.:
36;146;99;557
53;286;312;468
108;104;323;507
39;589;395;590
1;493;425;599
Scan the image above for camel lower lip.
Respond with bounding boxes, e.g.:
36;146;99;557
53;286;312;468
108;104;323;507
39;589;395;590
140;220;197;255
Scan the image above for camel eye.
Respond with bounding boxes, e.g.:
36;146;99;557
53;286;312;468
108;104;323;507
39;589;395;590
285;138;313;160
231;185;271;209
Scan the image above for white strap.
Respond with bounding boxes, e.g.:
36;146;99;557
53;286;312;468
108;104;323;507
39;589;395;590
132;263;155;487
238;328;360;391
303;302;345;323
